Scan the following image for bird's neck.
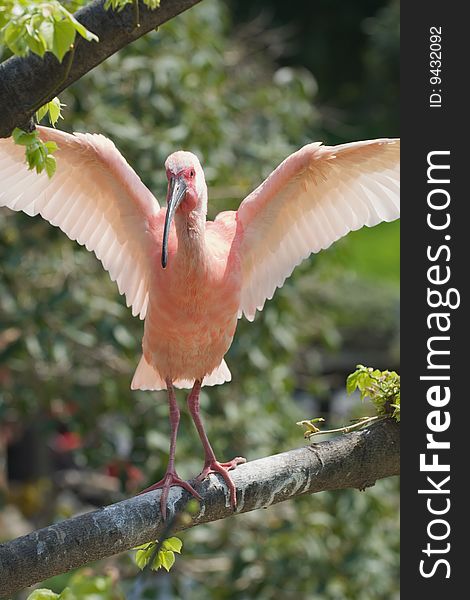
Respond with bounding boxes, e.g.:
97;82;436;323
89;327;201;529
174;209;207;267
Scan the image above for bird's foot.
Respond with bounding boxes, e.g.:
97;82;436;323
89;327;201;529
139;470;202;520
196;456;246;509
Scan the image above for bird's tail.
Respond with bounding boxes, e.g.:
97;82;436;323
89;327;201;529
131;355;232;391
131;355;167;391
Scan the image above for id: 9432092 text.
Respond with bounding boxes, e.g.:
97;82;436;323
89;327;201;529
429;26;443;109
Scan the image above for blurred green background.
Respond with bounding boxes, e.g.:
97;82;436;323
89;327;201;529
0;0;399;598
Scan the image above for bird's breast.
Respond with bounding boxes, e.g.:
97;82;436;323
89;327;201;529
142;230;242;380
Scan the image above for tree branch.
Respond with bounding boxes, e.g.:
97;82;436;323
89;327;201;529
0;420;399;597
0;0;203;138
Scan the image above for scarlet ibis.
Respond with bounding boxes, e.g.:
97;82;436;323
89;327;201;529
0;127;400;516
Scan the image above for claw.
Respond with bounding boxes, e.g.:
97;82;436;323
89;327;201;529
139;470;201;519
197;456;246;509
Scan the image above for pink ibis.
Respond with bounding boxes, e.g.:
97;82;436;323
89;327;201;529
0;127;400;516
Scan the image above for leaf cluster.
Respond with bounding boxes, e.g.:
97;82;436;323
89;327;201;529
0;0;97;62
134;536;183;572
36;96;66;126
10;98;65;177
12;127;58;176
0;1;97;176
104;0;161;11
347;364;400;422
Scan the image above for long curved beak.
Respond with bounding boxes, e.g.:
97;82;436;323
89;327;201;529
162;176;187;268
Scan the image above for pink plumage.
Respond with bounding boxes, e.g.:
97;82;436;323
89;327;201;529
0;127;400;516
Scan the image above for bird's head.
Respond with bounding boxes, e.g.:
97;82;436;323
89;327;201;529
162;151;207;268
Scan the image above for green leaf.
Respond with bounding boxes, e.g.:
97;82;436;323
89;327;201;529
135;544;152;569
44;141;59;153
162;536;183;553
12;128;36;146
48;97;64;126
45;155;57;178
63;11;99;43
26;590;60;600
38;19;55;52
346;371;359;395
145;0;161;9
160;550;176;572
3;22;27;56
26;145;43;170
52;19;76;62
133;542;152;551
151;552;163;571
36;104;49;122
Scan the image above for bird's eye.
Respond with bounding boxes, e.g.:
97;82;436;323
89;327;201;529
189;169;195;178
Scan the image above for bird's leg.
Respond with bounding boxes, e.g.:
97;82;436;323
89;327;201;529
139;379;201;519
187;380;246;509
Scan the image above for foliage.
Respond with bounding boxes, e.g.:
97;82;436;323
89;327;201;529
0;0;96;175
36;97;65;127
24;537;182;598
26;591;59;600
12;127;58;177
134;536;183;572
1;1;399;599
347;364;400;422
298;364;400;439
11;97;64;178
0;0;97;61
104;0;160;11
12;97;64;177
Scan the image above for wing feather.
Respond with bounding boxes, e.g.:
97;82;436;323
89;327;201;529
236;138;400;320
0;126;159;319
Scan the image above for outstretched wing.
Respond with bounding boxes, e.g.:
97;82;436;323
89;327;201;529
236;138;400;321
0;126;159;319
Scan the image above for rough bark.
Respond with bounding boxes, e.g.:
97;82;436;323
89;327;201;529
0;419;399;598
0;0;203;138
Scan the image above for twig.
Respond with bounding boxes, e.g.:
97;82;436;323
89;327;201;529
303;416;385;438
